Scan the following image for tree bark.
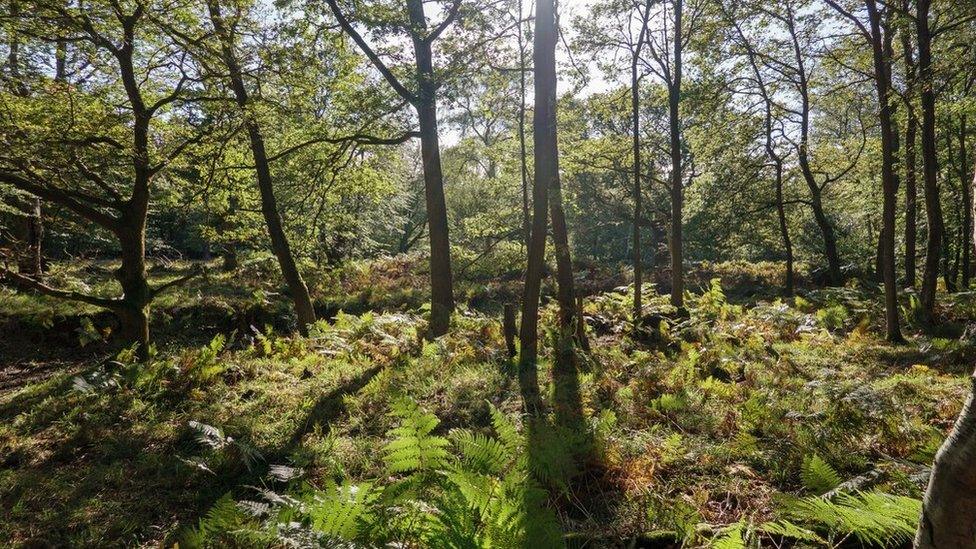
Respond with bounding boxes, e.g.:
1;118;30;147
916;0;944;323
207;0;316;334
775;162;794;296
668;0;684;308
7;0;41;276
519;0;579;421
538;0;579;429
517;0;531;250
406;0;455;338
503;303;517;359
901;16;918;287
12;197;42;276
915;369;976;548
865;0;903;343
116;226;151;359
959;117;971;289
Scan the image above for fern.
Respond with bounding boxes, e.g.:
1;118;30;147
800;454;841;494
198;493;245;536
383;398;451;474
452;429;510;474
757;519;824;544
182;493;271;547
710;521;747;549
306;481;376;539
192;402;565;547
779;491;921;546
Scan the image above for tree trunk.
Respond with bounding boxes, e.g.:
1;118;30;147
7;0;41;276
15;197;42;275
519;0;578;419
915;369;976;548
865;0;903;343
917;0;944;323
207;0;316;334
517;0;531;250
537;0;579;429
902;17;918;288
668;0;684;308
407;0;455;338
787;8;842;285
775;162;795;296
731;11;793;296
632;61;644;320
503;303;517;359
116;227;151;360
960;118;971;289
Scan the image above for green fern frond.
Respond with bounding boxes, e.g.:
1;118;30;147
800;454;841;494
710;521;747;549
757;519;824;544
445;467;497;512
780;490;921;546
451;429;511;474
523;423;579;492
489;405;522;457
307;481;375;540
383;398;451;474
198;493;245;537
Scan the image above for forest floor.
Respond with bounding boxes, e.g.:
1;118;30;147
0;256;971;547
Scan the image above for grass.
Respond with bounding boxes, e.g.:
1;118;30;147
0;258;970;546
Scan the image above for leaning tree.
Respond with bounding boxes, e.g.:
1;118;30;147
0;0;209;358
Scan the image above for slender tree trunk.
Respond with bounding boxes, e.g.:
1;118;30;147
902;18;918;287
730;10;793;296
775;162;795;296
7;0;41;276
916;0;944;323
865;0;903;342
631;61;644;320
787;9;842;285
630;0;650;320
16;197;42;275
517;0;531;250
503;303;517;359
960;118;971;288
518;0;579;420
915;369;976;548
407;0;455;338
537;0;579;429
208;0;316;334
668;0;684;308
518;12;552;415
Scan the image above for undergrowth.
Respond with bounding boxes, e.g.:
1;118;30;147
2;265;972;546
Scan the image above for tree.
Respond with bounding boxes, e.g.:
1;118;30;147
640;0;705;307
915;0;944;322
519;0;578;422
3;0;42;276
724;3;796;296
780;1;846;285
325;0;462;337
205;0;317;334
575;0;653;320
900;6;918;287
0;0;206;358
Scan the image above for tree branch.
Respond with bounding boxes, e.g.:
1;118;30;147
1;269;122;309
324;0;419;104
